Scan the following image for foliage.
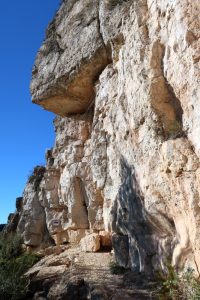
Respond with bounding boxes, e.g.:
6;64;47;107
109;261;126;275
158;263;179;299
0;233;40;300
0;233;23;260
158;264;200;300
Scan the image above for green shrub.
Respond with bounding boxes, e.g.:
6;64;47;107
0;258;29;300
0;233;40;300
158;263;179;299
158;264;200;300
109;261;126;275
0;233;23;260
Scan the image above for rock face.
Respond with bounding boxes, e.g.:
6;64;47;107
4;197;23;234
80;233;100;252
0;224;5;232
16;0;200;276
30;0;111;116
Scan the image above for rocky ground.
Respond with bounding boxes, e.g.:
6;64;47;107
26;245;159;300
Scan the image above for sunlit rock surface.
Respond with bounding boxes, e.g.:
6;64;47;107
30;0;111;116
16;0;200;276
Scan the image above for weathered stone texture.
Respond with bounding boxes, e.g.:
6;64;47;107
80;233;101;252
17;0;200;275
30;0;111;116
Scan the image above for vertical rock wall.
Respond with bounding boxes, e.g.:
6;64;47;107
16;0;200;275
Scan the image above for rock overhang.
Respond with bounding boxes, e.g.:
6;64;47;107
30;0;111;116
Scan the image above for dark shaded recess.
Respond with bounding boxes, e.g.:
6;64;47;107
79;178;89;209
75;177;89;220
161;45;184;139
164;79;185;140
106;0;130;10
27;277;111;300
0;224;5;232
16;197;23;212
43;220;56;248
165;81;183;125
112;234;129;267
27;278;90;300
4;212;20;234
80;98;96;124
113;158;156;274
61;279;90;300
45;149;54;167
28;165;46;190
27;276;58;299
59;279;111;300
160;45;183;125
2;197;23;235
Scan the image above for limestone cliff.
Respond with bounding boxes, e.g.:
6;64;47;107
15;0;200;276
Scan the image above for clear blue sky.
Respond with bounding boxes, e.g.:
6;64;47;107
0;1;60;223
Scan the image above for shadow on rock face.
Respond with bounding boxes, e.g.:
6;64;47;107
0;224;5;232
61;279;90;300
112;157;157;275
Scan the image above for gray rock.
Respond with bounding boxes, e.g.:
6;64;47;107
112;234;129;268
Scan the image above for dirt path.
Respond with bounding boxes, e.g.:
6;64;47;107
27;246;159;299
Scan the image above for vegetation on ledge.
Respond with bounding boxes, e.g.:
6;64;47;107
158;264;200;300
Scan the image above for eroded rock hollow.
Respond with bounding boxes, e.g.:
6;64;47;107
15;0;200;275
